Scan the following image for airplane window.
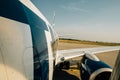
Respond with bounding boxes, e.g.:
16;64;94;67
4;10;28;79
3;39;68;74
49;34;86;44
23;5;49;80
31;23;48;80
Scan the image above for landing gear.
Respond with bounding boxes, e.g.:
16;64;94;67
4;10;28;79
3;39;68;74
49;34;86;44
57;61;70;70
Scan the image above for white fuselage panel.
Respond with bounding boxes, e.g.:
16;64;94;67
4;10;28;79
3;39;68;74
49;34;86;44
0;17;33;80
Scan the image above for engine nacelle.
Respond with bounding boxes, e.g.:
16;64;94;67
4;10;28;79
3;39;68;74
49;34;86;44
80;53;112;80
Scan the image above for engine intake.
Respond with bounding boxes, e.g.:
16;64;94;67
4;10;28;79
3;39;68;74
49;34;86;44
80;53;112;80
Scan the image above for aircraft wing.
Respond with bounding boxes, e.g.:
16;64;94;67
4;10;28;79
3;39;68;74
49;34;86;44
55;46;120;65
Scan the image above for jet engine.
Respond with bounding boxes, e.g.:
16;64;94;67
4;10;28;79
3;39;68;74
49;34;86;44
79;53;112;80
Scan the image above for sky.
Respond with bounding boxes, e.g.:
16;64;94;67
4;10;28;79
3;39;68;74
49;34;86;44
32;0;120;43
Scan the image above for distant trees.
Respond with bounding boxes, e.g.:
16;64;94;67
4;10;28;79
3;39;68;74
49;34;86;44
59;38;120;46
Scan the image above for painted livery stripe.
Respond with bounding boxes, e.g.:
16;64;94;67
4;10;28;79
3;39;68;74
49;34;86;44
0;0;28;24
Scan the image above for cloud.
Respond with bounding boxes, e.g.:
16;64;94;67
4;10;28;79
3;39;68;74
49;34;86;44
80;0;88;4
61;5;89;13
64;0;88;4
60;0;89;13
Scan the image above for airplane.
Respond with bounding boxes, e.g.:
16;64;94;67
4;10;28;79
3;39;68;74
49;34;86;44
0;0;120;80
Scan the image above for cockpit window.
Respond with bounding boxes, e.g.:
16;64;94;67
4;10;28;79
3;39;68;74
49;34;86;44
23;5;49;80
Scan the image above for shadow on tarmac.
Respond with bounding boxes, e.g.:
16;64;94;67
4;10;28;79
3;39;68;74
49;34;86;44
53;69;79;80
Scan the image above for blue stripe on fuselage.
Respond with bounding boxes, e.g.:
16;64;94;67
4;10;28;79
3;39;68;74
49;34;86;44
0;0;28;24
22;3;49;80
1;0;49;80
